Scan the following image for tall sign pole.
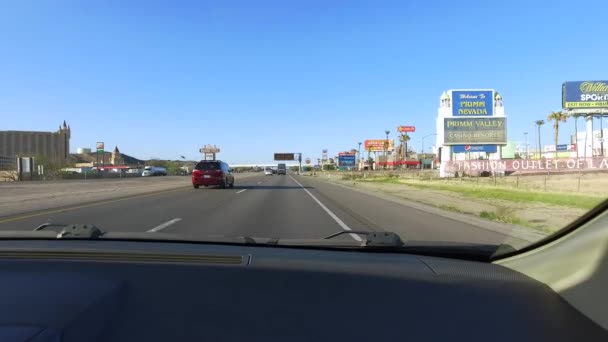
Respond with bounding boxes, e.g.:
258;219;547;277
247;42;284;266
96;142;104;170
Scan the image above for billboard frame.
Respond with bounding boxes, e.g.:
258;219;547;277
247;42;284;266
562;81;608;109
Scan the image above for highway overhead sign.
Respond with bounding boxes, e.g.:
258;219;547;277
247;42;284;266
274;153;295;161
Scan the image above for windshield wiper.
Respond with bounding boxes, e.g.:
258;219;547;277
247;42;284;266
281;231;516;261
29;223;260;244
0;224;515;261
35;223;104;239
324;231;405;247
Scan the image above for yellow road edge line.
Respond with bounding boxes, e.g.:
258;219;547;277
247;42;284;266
0;187;189;224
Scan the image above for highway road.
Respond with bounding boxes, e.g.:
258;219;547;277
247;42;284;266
0;173;518;246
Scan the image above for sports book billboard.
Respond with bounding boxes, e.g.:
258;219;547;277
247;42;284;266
563;81;608;109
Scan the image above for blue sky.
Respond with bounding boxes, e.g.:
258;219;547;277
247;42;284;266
1;0;607;163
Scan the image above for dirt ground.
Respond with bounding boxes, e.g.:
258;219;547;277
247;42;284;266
319;173;596;235
447;171;608;195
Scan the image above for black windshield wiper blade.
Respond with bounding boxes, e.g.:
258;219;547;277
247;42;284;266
35;223;104;239
34;223;261;244
324;231;406;247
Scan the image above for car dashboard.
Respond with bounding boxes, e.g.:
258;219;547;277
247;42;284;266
0;239;605;342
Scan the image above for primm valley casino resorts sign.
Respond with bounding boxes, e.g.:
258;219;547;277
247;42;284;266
443;117;506;145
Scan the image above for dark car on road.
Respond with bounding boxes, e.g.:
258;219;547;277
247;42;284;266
192;160;235;189
277;163;287;175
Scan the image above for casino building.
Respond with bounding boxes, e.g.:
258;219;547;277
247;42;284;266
0;121;71;167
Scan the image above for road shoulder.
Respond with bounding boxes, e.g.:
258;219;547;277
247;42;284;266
304;175;547;243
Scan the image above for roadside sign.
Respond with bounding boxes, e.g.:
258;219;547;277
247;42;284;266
364;139;395;151
200;144;220;153
338;154;356;167
452;145;497;153
397;126;416;133
545;144;576;152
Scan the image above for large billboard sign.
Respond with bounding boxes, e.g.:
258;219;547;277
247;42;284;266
563;81;608;109
444;118;506;145
274;153;295;161
364;139;395;151
452;90;493;116
338;153;356;167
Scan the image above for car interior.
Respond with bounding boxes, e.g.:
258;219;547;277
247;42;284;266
1;201;606;342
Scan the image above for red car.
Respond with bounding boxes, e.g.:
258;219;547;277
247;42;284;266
192;160;235;189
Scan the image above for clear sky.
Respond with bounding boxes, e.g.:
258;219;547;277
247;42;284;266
1;0;607;163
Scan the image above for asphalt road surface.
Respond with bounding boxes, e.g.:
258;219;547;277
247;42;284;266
0;173;514;245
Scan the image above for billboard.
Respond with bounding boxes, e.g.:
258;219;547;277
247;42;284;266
338;154;356;167
397;126;416;133
452;145;497;153
545;144;576;152
452;90;493;116
444;118;506;145
200;144;220;153
563;81;608;109
274;153;295;161
364;139;395;151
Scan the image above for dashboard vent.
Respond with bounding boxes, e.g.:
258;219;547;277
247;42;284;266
0;250;245;265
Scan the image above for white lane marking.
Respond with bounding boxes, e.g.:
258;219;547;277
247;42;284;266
236;189;247;194
257;181;262;184
288;175;362;242
147;218;182;232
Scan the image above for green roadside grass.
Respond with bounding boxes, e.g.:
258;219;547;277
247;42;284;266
358;177;604;210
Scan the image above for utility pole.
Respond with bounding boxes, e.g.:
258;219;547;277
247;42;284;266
524;132;528;159
384;130;390;170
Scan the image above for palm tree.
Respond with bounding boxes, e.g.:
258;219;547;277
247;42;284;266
572;113;581;160
399;133;411;160
547;111;569;158
535;120;545;159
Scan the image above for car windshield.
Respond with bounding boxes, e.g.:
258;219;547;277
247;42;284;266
1;1;607;260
